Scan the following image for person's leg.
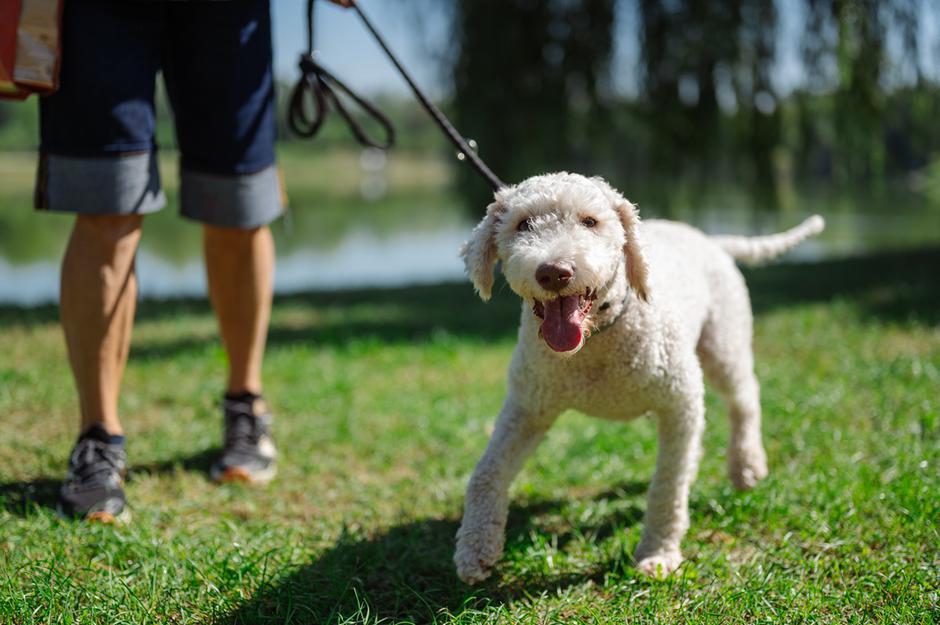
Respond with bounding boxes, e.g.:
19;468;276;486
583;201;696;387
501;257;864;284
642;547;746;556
37;0;166;520
164;0;282;483
203;224;274;396
166;0;278;396
204;223;278;484
39;0;165;439
60;214;144;435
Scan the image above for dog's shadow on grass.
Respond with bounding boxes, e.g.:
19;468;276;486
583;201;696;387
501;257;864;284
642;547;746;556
215;481;647;625
0;477;61;515
0;447;220;517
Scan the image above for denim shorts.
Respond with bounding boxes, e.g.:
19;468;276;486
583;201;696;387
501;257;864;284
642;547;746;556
35;0;283;228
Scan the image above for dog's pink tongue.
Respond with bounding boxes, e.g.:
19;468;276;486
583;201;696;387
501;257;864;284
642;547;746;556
540;295;583;352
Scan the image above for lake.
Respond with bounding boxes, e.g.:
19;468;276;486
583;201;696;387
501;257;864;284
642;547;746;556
1;148;938;306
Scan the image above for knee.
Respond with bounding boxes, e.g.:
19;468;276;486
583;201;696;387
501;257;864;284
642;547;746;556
74;214;144;246
204;224;266;244
203;225;272;262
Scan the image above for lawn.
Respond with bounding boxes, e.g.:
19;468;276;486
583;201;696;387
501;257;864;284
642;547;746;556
0;250;938;624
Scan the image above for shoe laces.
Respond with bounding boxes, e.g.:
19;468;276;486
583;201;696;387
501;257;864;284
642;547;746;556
67;438;124;490
223;406;267;453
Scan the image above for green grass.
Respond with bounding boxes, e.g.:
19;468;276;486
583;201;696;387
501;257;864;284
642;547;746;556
1;250;938;624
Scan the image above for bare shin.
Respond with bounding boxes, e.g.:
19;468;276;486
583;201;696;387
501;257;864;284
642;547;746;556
60;214;144;436
203;224;274;396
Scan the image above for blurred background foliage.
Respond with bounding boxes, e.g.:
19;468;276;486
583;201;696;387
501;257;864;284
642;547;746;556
2;0;939;208
1;0;939;300
443;0;940;207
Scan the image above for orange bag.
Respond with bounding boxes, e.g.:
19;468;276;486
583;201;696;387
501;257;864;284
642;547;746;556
0;0;63;100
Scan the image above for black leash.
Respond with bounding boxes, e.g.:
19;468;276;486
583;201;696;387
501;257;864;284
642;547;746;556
288;0;395;149
288;0;506;192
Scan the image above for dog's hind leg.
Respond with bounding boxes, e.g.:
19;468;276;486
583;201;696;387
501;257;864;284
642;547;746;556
720;366;768;490
455;399;556;585
696;270;768;490
634;388;705;578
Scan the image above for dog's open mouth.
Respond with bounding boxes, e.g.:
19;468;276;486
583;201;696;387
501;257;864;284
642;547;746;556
533;289;596;352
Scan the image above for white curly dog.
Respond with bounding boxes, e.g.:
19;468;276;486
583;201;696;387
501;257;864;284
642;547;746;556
454;172;824;584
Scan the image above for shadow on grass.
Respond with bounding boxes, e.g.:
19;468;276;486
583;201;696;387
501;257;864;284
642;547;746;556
742;246;940;323
0;447;220;517
130;446;220;478
215;481;648;625
0;477;60;515
131;282;524;361
1;248;936;360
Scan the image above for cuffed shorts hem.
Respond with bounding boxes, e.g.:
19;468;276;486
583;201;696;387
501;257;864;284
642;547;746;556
35;153;167;215
179;164;283;228
35;154;284;229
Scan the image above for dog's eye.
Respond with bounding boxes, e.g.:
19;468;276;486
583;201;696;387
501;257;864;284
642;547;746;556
516;218;532;232
581;217;598;228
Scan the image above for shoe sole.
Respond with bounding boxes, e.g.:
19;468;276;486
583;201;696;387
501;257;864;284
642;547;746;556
87;508;132;524
210;464;277;485
57;505;132;525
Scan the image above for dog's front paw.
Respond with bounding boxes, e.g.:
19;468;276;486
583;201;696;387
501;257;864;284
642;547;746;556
454;525;504;585
728;445;768;490
635;549;683;579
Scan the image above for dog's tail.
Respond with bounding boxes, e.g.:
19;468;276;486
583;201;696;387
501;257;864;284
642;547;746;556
711;215;825;264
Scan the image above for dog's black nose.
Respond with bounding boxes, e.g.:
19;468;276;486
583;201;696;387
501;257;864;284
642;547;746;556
536;262;574;291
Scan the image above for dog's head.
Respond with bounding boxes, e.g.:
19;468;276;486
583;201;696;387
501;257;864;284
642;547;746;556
461;172;649;355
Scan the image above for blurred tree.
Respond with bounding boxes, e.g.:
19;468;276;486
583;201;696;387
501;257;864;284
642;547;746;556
3;0;939;211
737;0;780;196
638;0;740;175
451;0;615;207
803;0;885;181
436;0;940;211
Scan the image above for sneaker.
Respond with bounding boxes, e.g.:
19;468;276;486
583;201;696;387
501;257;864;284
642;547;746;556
210;394;277;484
58;425;130;523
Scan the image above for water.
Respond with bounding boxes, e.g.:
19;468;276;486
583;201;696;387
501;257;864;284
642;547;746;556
1;150;938;306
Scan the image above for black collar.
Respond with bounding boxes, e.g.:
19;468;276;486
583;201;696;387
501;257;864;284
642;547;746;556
588;265;631;335
590;291;632;336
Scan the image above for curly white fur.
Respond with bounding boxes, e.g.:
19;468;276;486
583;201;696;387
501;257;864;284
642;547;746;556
454;172;824;584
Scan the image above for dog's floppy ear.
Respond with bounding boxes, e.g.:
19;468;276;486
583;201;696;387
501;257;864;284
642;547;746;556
592;178;650;302
461;200;503;301
615;197;651;301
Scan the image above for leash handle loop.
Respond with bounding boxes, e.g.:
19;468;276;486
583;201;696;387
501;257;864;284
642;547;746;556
289;0;395;150
287;57;327;139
